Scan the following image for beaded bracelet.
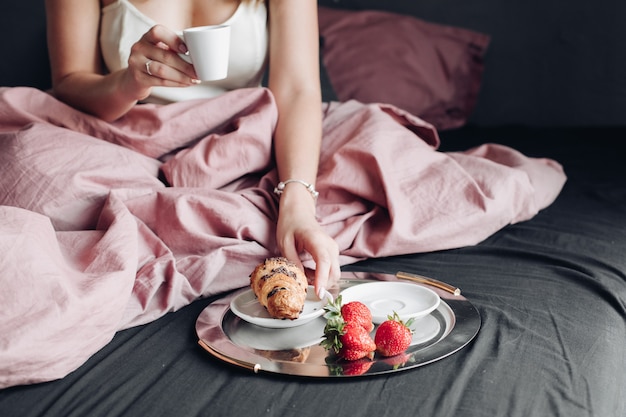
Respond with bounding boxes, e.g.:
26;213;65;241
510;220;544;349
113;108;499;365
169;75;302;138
273;179;319;200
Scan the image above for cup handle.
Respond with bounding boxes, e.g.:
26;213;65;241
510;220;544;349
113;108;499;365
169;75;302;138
179;52;192;64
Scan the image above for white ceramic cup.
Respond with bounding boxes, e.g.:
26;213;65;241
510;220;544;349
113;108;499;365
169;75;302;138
181;25;231;81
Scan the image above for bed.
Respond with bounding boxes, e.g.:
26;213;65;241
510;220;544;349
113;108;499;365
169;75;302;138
1;1;625;416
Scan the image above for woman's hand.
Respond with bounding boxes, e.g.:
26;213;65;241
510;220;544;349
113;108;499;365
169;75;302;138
46;0;200;121
124;24;200;100
276;186;341;300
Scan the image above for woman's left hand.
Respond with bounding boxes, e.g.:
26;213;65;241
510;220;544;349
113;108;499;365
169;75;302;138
275;188;340;300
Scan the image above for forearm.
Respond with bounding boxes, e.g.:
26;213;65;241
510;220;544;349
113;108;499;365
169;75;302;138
45;0;147;121
271;87;323;229
272;88;322;186
52;70;145;122
267;0;322;200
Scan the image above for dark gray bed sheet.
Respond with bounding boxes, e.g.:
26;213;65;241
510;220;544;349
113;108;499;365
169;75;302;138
1;127;624;417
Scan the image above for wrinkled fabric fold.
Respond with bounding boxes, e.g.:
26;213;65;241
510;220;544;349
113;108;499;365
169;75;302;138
0;87;566;387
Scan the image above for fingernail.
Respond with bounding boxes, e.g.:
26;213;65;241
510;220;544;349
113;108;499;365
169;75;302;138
179;44;189;54
191;79;201;84
317;287;326;300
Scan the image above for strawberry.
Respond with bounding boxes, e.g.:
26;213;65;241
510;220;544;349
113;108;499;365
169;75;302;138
341;301;374;332
338;322;376;360
374;312;415;357
320;296;376;361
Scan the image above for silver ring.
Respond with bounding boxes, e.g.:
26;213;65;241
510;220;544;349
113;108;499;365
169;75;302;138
145;60;153;76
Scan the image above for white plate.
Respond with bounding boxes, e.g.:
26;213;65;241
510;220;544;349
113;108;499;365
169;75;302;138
230;286;327;329
339;281;441;324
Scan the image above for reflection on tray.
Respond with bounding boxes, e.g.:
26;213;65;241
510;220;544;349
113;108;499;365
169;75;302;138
225;313;326;350
255;347;312;363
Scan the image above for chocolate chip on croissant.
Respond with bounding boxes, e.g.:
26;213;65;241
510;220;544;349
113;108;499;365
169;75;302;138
249;257;308;320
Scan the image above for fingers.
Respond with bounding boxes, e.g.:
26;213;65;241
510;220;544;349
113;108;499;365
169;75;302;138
313;258;332;299
312;243;341;299
130;25;199;86
142;24;189;55
279;226;340;301
280;233;304;272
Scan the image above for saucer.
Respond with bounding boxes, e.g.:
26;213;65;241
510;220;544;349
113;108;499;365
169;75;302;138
339;281;440;324
230;286;328;329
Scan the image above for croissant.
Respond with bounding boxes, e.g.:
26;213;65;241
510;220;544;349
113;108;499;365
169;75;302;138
249;257;308;320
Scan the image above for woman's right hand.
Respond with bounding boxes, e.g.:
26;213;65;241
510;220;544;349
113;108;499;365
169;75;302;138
123;24;201;101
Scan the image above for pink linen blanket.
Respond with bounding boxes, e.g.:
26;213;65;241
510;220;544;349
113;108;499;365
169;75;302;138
0;87;566;387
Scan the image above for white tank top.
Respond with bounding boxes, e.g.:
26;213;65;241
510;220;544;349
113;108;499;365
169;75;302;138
100;0;268;103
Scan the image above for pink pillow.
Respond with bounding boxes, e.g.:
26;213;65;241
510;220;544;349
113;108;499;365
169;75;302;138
318;7;490;130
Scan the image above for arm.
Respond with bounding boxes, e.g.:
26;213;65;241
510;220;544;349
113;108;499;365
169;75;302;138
267;0;340;296
45;0;198;121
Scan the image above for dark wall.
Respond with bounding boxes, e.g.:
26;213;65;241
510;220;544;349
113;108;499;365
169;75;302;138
0;2;51;90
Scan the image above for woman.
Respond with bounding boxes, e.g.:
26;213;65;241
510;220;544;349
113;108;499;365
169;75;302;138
44;0;340;298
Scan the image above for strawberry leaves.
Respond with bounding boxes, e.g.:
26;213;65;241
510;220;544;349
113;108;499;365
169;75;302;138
320;295;376;361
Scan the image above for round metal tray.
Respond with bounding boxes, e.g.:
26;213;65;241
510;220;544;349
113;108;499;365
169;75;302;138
196;271;480;377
